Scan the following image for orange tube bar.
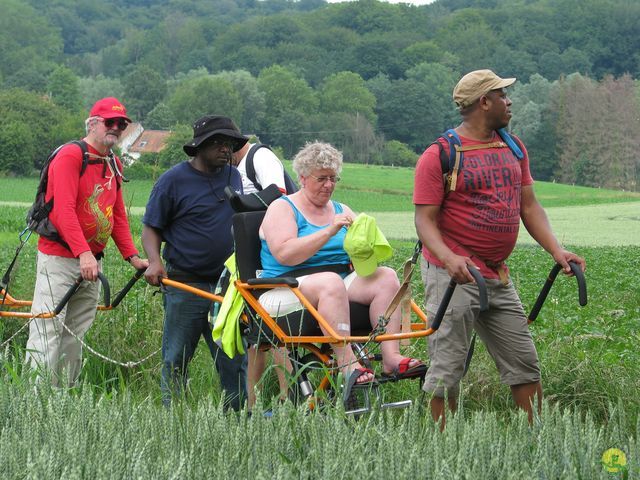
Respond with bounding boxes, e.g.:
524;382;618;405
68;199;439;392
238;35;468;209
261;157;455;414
0;290;32;308
161;278;224;304
235;280;437;345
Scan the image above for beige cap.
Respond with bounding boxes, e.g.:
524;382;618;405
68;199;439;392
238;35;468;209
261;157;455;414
453;69;516;108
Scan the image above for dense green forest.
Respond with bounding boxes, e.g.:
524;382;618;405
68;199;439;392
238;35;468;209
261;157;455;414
1;0;639;190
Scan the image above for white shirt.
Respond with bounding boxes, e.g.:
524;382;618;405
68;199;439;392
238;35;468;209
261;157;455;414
236;143;287;194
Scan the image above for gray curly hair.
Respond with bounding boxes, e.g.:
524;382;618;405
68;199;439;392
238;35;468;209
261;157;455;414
292;141;343;178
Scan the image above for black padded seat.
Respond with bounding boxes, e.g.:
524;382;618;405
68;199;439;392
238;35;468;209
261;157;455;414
224;183;283;213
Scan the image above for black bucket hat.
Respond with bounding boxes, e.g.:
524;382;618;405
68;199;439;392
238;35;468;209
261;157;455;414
183;115;249;156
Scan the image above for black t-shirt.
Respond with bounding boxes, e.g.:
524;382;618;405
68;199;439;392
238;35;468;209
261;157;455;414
143;161;242;278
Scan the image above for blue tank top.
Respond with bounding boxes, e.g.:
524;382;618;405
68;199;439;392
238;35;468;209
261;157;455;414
260;196;351;278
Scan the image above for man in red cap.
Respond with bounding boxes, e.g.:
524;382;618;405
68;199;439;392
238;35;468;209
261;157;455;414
26;97;148;387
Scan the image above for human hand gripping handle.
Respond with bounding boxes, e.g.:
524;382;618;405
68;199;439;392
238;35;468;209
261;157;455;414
430;265;488;331
144;259;167;287
128;255;149;271
442;253;478;284
551;248;586;276
79;251;99;281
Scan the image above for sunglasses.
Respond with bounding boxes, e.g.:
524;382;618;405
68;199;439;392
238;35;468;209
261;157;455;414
99;118;129;131
205;138;236;150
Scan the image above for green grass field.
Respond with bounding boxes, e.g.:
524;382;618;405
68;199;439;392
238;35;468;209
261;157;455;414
1;168;639;478
1;164;639;210
370;202;640;245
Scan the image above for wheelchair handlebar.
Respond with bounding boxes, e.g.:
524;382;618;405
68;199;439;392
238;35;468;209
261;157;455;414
54;272;110;315
110;268;145;308
430;265;488;332
467;266;489;312
528;260;587;323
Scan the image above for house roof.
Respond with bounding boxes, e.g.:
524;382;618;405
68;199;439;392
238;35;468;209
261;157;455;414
128;130;172;154
120;122;140;138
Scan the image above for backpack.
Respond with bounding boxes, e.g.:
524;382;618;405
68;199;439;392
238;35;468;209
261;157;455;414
434;127;525;193
26;140;122;250
244;143;298;194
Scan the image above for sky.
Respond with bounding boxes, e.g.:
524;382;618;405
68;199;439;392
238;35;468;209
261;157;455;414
326;0;436;4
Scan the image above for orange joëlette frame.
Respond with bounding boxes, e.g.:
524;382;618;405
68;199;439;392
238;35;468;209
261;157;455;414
2;277;431;345
0;278;226;319
234;280;432;346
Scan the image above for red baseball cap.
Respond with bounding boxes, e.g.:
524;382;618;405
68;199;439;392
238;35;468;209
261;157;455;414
89;97;131;122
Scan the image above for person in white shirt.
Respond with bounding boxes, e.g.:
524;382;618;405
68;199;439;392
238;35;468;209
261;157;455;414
233;142;287;194
232;141;291;408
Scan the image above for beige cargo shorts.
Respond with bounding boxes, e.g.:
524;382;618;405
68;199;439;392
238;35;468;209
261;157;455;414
421;260;540;397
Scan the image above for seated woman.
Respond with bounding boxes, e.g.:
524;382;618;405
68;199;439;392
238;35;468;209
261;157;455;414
258;141;423;388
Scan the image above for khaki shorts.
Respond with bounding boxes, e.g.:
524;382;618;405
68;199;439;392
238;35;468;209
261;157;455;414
421;260;540;397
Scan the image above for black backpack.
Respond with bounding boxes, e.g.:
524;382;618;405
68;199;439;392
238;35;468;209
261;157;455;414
26;140;121;249
244;143;298;194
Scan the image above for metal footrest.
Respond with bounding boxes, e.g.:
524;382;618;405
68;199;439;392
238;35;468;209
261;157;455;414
381;400;412;410
345;383;374;415
346;406;371;416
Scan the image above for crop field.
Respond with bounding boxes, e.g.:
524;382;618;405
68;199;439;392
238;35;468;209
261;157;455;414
0;167;639;478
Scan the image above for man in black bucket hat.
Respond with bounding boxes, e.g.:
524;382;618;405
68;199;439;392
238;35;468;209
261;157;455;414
183;115;249;157
142;115;248;409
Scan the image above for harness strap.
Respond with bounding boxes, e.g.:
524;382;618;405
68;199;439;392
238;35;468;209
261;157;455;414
373;240;422;338
457;141;506;152
448;141;508;193
399;256;413;345
464;245;509;286
283;263;352;278
449;146;462;192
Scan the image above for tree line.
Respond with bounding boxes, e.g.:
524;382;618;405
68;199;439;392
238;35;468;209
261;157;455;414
0;0;638;190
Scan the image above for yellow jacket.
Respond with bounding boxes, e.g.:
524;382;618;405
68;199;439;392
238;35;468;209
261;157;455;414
212;254;245;358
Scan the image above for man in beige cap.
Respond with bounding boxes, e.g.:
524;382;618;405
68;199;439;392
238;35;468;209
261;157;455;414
414;70;585;428
452;69;516;109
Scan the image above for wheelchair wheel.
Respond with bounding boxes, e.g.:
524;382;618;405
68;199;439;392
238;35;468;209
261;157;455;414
286;344;379;415
286;345;334;410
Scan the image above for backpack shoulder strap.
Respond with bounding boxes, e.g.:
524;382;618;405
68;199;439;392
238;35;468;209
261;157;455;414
441;129;462;193
245;143;270;192
37;141;88;195
496;128;524;160
75;140;90;176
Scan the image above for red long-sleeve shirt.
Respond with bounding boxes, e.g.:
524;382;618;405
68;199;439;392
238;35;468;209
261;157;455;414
38;142;138;260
